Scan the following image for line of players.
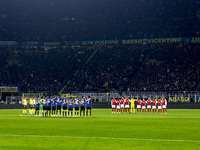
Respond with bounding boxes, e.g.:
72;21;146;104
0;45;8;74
111;97;167;114
23;95;92;118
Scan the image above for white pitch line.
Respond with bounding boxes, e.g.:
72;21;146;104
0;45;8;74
0;134;199;143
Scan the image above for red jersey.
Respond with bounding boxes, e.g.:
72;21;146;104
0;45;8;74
137;99;141;105
152;100;157;106
116;100;120;106
125;99;129;105
147;99;152;106
142;100;146;106
112;99;116;105
121;99;125;105
162;99;166;106
158;100;162;106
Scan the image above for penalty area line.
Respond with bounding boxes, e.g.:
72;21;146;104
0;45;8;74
0;134;199;143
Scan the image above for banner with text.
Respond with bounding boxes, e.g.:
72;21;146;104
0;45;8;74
169;96;190;103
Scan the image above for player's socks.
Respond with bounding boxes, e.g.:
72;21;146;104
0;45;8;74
63;111;64;116
90;110;91;117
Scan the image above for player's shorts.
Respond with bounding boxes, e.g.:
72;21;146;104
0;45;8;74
47;106;51;111
75;107;79;111
68;107;73;111
36;107;39;110
147;105;151;109
137;105;141;109
162;105;167;109
117;105;120;109
121;104;124;108
152;106;156;109
63;106;67;110
57;105;61;110
81;106;85;111
142;106;146;109
52;106;56;110
30;105;33;109
112;105;116;108
87;107;91;110
125;105;129;108
23;105;27;109
43;106;47;110
158;106;162;109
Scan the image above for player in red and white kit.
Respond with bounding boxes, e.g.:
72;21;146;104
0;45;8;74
142;98;147;114
120;97;125;113
116;99;121;113
111;97;116;113
147;97;152;114
125;97;130;113
162;97;167;114
137;98;142;114
152;99;157;114
157;98;162;114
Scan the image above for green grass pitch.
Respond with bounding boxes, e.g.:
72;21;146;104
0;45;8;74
0;109;200;150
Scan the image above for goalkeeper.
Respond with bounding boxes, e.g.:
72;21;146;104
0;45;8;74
130;97;136;114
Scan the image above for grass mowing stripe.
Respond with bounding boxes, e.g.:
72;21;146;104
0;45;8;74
0;134;199;143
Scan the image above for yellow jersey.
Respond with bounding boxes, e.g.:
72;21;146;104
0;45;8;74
23;99;27;105
32;99;36;105
131;99;136;106
29;98;33;105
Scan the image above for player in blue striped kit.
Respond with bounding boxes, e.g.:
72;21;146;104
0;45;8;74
35;97;40;116
55;95;62;117
68;97;74;117
80;96;86;117
46;96;51;117
86;96;92;118
62;96;68;117
74;96;80;117
51;96;56;117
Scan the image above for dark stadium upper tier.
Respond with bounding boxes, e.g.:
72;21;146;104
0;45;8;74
0;0;199;41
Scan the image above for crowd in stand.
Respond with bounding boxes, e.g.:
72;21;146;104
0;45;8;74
0;0;200;92
0;43;199;93
0;49;8;86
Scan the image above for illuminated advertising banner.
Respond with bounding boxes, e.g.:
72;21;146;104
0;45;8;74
169;96;190;103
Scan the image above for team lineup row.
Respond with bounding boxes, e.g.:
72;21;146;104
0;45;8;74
22;95;92;118
111;97;168;114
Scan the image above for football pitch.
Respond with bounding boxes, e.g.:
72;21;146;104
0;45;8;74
0;109;200;150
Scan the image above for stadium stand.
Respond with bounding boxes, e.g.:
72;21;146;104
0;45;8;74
0;0;199;93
